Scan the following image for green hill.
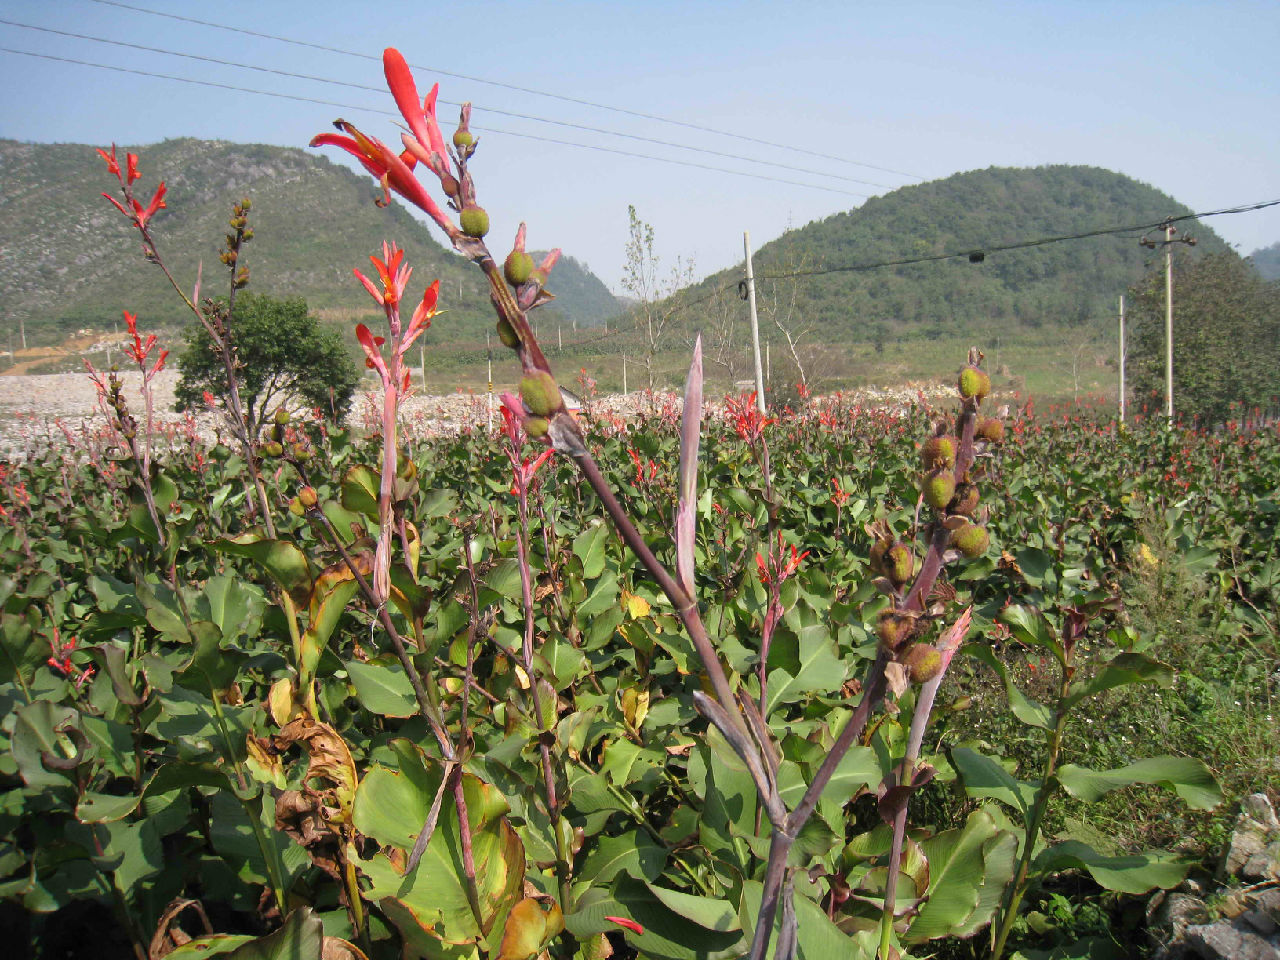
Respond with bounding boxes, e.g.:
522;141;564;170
0;138;621;347
1249;241;1280;281
683;165;1233;340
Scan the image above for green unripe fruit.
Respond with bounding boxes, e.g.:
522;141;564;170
876;609;916;651
504;250;535;286
903;644;943;684
273;407;290;426
453;129;474;149
525;416;549;438
520;372;560;416
459;205;489;238
298;485;318;509
949;482;980;516
496;317;520;348
923;469;957;511
291;442;313;461
951;522;990;558
869;537;891;576
958;365;991;400
976;417;1005;443
885;541;915;586
288;497;304;517
921;435;956;470
261;441;284;458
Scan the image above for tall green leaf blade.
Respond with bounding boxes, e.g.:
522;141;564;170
1055;757;1222;810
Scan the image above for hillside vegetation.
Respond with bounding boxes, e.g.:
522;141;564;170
683;165;1233;341
0;138;621;346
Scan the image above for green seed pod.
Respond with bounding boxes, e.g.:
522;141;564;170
977;417;1005;443
950;522;990;558
903;643;943;684
273;407;290;426
949;482;980;516
958;365;991;400
261;441;283;458
520;372;560;416
459;205;489;238
496;317;520;348
298;485;318;509
288;497;304;517
291;442;313;462
504;250;535;286
876;609;916;652
453;129;475;149
525;416;550;438
923;469;957;511
921;435;956;470
869;537;891;576
885;541;915;586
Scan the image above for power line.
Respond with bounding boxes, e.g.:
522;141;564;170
0;46;867;197
0;17;889;190
84;0;926;182
754;200;1280;281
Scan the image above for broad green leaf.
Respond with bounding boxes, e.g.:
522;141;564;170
484;559;525;600
951;747;1037;819
966;644;1056;730
352;739;524;953
345;659;417;717
573;522;611;580
340;464;381;519
208;532;314;605
1062;653;1174;710
76;760;232;823
765;623;846;714
998;605;1064;666
203;573;265;643
221;905;324;959
566;879;744;960
577;831;667;887
11;701;82;788
1032;840;1190;894
1055;757;1221;810
906;808;1017;942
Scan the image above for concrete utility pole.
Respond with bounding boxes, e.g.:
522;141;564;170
744;231;765;414
621;354;628;396
1140;221;1195;425
1118;295;1126;424
486;332;493;431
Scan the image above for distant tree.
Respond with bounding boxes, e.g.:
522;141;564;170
175;293;359;435
622;206;694;391
1127;254;1280;424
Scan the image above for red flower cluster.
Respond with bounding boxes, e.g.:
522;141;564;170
97;144;167;229
123;311;168;377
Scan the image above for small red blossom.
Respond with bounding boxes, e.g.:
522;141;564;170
831;477;851;507
605;917;645;936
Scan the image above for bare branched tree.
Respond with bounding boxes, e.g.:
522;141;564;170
621;205;694;391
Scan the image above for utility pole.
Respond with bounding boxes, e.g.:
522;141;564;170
622;354;628;395
558;323;562;351
1118;295;1126;424
420;343;427;394
486;332;493;431
744;231;765;414
1140;221;1195;425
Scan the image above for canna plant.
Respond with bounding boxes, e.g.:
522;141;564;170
0;43;1239;960
304;46;1046;960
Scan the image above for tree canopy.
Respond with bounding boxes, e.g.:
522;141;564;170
1126;253;1280;424
175;293;359;434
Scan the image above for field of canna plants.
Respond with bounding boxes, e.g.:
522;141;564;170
2;45;1278;960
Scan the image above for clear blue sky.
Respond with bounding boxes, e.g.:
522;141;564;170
2;0;1277;293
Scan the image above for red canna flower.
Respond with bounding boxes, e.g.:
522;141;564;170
605;917;645;936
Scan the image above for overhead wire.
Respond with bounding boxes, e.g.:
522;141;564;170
0;46;867;196
0;17;889;190
84;0;925;181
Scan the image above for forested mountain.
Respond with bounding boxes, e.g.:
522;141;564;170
0;138;621;345
1250;241;1280;281
683;165;1232;339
